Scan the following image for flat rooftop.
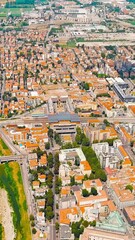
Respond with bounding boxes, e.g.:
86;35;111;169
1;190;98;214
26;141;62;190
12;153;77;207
48;112;80;123
124;205;135;221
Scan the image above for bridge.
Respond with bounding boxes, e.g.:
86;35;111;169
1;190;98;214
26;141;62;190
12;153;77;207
0;155;27;164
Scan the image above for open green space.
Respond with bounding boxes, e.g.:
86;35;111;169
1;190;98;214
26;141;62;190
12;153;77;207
49;26;63;36
0;224;2;240
0;224;4;240
67;39;76;47
0;162;31;240
0;6;33;17
0;138;11;156
59;39;76;48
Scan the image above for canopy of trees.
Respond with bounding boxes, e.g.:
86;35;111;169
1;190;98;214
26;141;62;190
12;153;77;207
82;187;98;197
82;147;107;182
71;221;84;239
125;184;133;192
45;189;54;221
75;127;90;146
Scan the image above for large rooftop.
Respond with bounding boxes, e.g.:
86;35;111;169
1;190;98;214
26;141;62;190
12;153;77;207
48;112;80;123
96;211;127;233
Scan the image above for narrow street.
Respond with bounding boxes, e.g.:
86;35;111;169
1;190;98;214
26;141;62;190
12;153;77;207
48;136;61;240
49;152;56;240
20;157;34;215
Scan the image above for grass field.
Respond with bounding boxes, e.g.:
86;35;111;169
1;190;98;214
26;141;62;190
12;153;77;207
59;39;76;48
0;138;11;156
0;7;33;17
0;224;4;240
0;162;31;240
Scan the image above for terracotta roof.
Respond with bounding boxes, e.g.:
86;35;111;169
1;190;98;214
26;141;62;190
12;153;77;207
59;207;78;225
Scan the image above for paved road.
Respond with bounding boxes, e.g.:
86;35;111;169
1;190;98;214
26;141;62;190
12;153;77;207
80;117;135;124
0;155;24;163
0;116;135;131
1;70;6;115
20;156;34;215
49;166;56;240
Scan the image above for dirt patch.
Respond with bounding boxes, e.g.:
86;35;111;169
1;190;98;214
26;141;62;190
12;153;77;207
0;189;15;240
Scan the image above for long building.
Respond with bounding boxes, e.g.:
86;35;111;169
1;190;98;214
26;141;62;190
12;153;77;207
80;228;130;240
113;84;135;103
48;112;80;134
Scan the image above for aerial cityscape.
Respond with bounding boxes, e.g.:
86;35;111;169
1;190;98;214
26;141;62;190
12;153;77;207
0;0;135;239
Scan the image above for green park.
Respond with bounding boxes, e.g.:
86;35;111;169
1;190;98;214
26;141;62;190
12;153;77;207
0;162;31;240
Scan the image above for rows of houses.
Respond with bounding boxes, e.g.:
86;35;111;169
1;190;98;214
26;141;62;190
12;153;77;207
58;148;130;240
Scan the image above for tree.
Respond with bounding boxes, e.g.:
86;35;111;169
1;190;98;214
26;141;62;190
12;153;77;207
82;220;89;228
30;214;34;221
32;228;37;234
82;189;90;197
47;153;54;168
130;141;135;147
54;132;61;145
54;152;59;162
54;152;60;175
8;112;13;118
55;177;62;194
103;119;110;127
71;221;84;239
82;146;107;182
83;174;89;181
124;106;127;112
101;138;117;146
31;221;35;227
75;157;80;166
45;142;50;150
76;127;82;135
84;82;89;90
46;175;53;188
82;137;90;146
91;187;98;196
101;52;105;59
33;147;44;158
96;169;107;182
70;176;75;186
55;222;59;231
90;220;96;226
58;60;62;64
75;134;82;145
125;184;133;192
75;107;81;113
46;194;54;207
62;142;73;149
45;206;54;220
46;189;54;206
96;93;110;98
72;141;79;148
48;128;53;138
11;97;18;102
